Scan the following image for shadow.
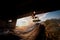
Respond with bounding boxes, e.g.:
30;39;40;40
0;33;21;40
35;24;46;40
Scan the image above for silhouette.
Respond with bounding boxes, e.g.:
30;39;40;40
35;24;46;40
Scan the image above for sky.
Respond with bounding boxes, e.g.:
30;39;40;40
16;13;48;26
16;10;60;27
16;16;35;27
40;10;60;21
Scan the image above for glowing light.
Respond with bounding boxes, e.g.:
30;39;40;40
8;20;12;22
16;16;35;27
33;11;36;14
16;13;48;27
